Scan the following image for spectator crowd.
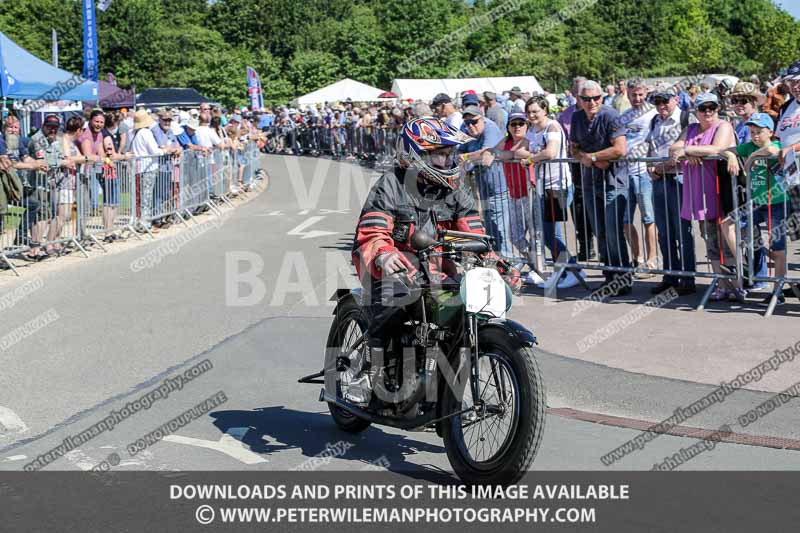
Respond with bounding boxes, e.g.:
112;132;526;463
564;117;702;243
2;63;799;311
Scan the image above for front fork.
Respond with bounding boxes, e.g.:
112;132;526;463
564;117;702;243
466;316;508;414
467;315;482;406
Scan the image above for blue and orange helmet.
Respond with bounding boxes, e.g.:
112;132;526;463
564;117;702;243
397;117;473;189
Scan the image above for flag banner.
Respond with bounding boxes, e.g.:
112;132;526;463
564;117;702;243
82;0;98;81
247;66;264;110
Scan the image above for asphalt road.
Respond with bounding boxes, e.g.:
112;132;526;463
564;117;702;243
0;154;798;475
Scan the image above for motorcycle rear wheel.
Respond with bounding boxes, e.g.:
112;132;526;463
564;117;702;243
324;298;372;433
441;328;546;486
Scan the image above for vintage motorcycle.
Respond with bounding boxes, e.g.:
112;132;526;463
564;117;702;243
299;229;546;486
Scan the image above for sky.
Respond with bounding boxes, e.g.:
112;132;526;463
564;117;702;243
774;0;800;19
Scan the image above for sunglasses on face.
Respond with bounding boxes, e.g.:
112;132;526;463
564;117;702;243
509;121;526;128
463;118;481;126
730;97;753;105
697;105;718;113
580;95;603;102
653;98;669;105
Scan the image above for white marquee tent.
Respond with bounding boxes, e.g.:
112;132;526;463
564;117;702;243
391;76;545;102
294;78;389;105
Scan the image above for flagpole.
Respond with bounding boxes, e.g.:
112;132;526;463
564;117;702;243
52;28;58;67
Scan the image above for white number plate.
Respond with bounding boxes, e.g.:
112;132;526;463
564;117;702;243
462;267;508;318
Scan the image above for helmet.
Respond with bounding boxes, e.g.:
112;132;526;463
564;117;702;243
397;117;473;189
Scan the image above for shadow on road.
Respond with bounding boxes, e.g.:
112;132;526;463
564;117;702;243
211;406;458;484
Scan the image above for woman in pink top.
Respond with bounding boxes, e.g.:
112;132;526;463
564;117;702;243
670;93;742;301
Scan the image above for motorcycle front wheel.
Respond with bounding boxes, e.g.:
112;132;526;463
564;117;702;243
441;327;546;486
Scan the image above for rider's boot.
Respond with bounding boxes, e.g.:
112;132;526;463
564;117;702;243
343;337;381;406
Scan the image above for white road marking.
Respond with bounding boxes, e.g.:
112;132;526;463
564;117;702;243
286;216;337;240
320;209;350;215
0;407;28;436
2;455;26;462
163;430;268;465
298;209;310;215
64;449;96;471
255;210;284;217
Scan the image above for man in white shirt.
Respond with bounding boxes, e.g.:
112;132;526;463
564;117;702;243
619;77;658;274
131;110;166;230
194;116;222;149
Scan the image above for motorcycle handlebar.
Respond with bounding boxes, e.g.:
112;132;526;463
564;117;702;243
448;240;490;254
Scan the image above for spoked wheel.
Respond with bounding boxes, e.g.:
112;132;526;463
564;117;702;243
323;298;372;433
442;328;546;486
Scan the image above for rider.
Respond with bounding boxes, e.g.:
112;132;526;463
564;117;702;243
351;117;521;388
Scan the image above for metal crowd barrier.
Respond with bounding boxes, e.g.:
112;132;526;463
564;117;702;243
743;155;800;316
77;158;140;246
0;166;86;275
457;152;800;317
1;146;264;274
530;156;742;308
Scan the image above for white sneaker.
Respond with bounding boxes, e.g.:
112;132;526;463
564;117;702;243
525;271;545;285
556;270;586;289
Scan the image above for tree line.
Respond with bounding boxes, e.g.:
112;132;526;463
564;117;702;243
1;0;797;107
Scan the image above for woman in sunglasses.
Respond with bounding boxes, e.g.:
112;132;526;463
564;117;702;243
524;95;583;289
669;92;743;302
495;111;542;284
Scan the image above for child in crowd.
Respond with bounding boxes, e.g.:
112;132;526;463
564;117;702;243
723;112;786;305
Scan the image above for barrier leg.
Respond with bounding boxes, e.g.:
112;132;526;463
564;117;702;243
697;278;718;312
0;252;20;276
763;280;784;318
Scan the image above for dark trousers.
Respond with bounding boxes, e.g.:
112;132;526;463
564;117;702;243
15;193;40;246
653;176;696;287
571;162;594;260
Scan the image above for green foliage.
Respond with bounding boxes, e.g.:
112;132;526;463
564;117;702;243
0;0;797;106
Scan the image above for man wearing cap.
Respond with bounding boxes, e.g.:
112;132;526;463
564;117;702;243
461;92;480;108
483;91;507;130
646;86;696;295
177;118;206;153
507;86;525;113
730;82;765;144
458;105;511;257
151;109;182;228
431;93;463;130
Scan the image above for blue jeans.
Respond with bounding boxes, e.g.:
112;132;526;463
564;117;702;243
624;172;655;225
581;172;631;280
653;176;695;286
540;185;575;264
481;193;512;259
477;164;513;259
